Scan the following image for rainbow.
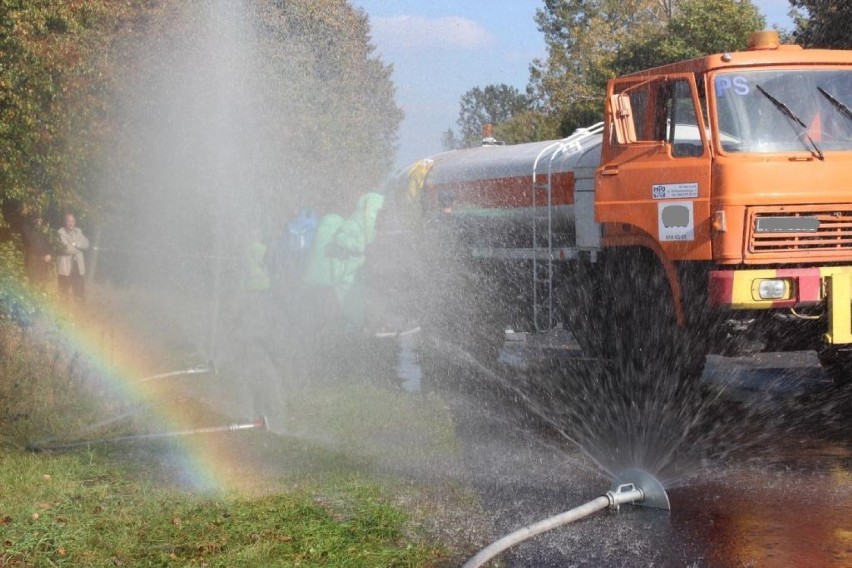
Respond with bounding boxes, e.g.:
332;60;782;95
10;277;263;493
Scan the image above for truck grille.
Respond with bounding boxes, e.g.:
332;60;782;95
748;206;852;258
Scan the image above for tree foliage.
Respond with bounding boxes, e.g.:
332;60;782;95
452;84;529;147
529;0;672;136
790;0;852;49
441;128;461;151
614;0;764;75
251;0;403;209
0;0;153;229
498;110;560;146
0;0;401;225
84;0;404;291
528;0;764;136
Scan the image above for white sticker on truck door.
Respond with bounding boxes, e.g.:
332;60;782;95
651;182;698;199
658;201;694;241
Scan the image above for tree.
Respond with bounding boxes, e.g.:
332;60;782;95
498;110;560;145
529;0;765;135
94;0;404;290
453;84;529;147
614;0;765;75
0;1;155;229
254;0;403;207
0;1;402;231
0;0;403;303
441;128;461;151
529;0;672;136
790;0;852;48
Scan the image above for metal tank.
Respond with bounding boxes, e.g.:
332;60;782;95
387;124;605;334
417;123;605;252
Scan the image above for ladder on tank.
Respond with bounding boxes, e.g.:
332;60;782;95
530;123;604;333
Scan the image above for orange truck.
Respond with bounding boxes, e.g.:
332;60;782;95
384;31;852;384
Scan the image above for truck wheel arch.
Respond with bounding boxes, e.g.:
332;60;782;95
601;229;685;327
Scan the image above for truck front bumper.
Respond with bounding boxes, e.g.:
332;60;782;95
708;266;852;345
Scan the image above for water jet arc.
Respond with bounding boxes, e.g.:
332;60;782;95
462;469;669;568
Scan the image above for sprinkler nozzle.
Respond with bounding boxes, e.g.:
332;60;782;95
226;417;268;432
610;468;670;510
605;482;644;508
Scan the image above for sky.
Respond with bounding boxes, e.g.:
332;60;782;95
350;0;797;171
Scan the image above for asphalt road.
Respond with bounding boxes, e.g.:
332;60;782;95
432;343;852;567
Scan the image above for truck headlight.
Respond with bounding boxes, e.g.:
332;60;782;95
755;278;790;300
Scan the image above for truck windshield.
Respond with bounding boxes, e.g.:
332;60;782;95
714;69;852;154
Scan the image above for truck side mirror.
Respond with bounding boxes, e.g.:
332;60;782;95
610;93;637;144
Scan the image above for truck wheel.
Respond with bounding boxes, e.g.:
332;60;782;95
818;347;852;386
568;248;705;386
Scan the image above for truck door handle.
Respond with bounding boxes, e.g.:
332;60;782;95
601;165;619;176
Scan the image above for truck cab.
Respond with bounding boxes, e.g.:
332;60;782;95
599;31;852;380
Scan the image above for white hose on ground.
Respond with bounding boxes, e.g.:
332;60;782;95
462;485;644;568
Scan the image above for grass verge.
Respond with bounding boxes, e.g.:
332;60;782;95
0;448;453;567
0;288;488;567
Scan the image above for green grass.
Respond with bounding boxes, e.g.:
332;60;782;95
0;449;453;567
0;299;484;567
0;275;497;568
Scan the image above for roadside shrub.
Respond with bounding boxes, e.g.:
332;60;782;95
0;317;107;449
0;238;37;326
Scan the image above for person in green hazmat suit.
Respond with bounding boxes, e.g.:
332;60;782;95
302;192;385;331
238;228;272;332
244;235;271;292
302;212;345;327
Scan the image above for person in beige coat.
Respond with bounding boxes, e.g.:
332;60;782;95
56;212;89;303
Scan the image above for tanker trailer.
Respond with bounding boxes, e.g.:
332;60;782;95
372;125;641;373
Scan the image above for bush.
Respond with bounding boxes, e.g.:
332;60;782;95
0;238;36;326
0;316;110;449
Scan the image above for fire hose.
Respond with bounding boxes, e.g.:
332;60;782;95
135;361;217;384
27;363;219;451
26;416;267;452
462;468;669;568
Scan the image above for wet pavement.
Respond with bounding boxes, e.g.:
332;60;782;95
423;339;852;567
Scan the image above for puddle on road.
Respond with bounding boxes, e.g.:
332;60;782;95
671;459;852;567
407;333;852;566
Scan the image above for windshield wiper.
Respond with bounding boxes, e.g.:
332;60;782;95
817;86;852;123
756;84;825;160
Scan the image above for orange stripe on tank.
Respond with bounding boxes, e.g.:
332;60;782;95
425;172;575;210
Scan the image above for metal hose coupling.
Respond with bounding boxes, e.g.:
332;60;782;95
610;468;671;510
605;482;644;508
228;415;268;432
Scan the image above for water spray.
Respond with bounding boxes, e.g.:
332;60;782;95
26;416;267;452
462;468;669;568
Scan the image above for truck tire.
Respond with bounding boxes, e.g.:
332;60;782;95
818;347;852;387
565;248;705;388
